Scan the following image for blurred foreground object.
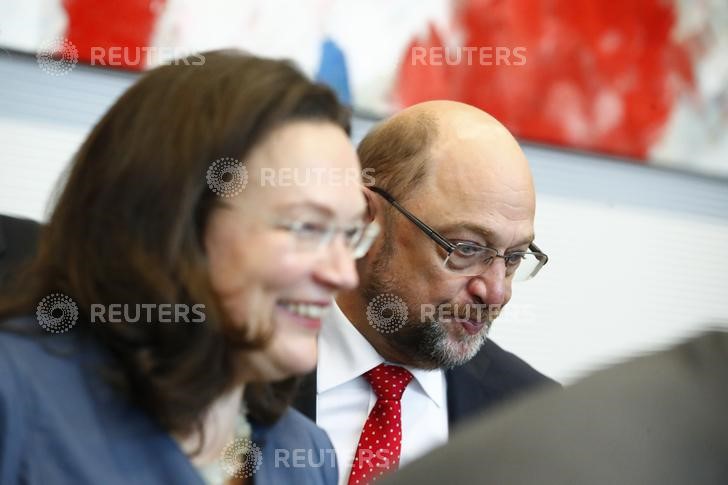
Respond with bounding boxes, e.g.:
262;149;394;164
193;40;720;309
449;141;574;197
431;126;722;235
386;330;728;485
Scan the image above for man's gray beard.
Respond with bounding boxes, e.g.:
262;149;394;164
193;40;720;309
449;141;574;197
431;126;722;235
361;233;489;370
420;316;488;369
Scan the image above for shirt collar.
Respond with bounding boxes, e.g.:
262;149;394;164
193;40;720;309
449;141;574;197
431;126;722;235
317;301;446;409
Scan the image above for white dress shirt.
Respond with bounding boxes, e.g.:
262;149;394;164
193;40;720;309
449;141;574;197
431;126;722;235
317;303;449;485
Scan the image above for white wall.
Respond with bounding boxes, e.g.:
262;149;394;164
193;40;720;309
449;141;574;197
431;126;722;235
1;52;727;384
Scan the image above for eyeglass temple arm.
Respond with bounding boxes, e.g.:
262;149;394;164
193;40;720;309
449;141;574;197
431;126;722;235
369;186;455;253
528;242;548;266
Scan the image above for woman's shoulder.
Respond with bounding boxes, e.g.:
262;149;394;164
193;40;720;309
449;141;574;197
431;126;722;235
0;316;88;382
0;316;102;434
0;317;37;401
0;317;95;482
252;407;338;484
268;407;333;447
1;316;63;376
0;317;205;484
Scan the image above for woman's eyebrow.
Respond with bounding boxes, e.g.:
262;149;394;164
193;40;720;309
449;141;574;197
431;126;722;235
273;201;334;217
274;201;367;223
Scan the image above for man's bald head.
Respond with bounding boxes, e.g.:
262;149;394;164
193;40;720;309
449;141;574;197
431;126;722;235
358;100;533;208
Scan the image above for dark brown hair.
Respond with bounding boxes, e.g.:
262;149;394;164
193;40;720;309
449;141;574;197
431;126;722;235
0;50;349;437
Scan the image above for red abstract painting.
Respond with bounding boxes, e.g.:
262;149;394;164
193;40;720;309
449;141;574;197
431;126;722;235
396;0;695;160
63;0;165;70
5;0;722;174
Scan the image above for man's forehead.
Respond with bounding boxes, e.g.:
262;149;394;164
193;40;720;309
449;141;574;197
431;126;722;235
416;182;534;219
410;132;536;238
425;145;534;203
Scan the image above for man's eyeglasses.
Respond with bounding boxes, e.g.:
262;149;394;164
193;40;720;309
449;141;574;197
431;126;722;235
370;186;548;281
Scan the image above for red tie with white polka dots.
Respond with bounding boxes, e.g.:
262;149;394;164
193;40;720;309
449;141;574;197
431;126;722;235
348;363;414;485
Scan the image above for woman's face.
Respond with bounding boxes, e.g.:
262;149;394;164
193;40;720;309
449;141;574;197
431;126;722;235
205;121;366;381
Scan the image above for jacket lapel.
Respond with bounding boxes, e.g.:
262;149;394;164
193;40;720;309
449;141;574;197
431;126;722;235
445;343;493;429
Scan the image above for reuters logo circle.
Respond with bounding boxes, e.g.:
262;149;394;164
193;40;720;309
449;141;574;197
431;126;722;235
36;293;79;333
206;157;248;197
366;293;408;333
220;437;263;479
36;37;78;76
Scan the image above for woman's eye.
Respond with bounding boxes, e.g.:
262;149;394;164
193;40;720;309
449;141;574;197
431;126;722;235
343;226;362;242
297;222;329;237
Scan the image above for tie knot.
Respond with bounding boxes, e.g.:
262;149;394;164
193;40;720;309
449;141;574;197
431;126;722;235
364;364;413;401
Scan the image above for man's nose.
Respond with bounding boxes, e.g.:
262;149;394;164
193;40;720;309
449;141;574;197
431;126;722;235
313;235;359;291
467;259;507;307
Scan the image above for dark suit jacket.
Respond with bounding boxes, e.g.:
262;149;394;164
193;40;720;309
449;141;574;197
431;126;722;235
292;337;558;430
0;215;41;288
384;331;728;485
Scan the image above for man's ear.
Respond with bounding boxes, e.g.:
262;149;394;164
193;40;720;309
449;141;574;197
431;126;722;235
362;186;379;222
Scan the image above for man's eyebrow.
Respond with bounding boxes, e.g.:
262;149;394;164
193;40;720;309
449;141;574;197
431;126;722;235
438;221;496;241
438;221;533;249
